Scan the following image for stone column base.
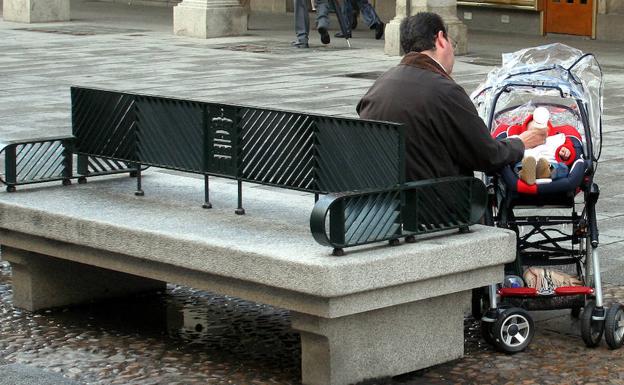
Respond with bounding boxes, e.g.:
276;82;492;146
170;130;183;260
384;17;403;56
173;2;248;39
292;291;469;385
3;0;70;23
3;246;165;311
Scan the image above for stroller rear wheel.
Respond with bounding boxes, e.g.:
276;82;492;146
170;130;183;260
581;300;604;347
605;303;624;349
492;307;534;353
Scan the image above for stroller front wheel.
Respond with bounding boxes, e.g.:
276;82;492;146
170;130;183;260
492;307;534;353
605;303;624;349
581;300;604;347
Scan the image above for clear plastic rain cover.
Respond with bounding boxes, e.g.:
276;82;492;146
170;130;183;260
471;43;603;160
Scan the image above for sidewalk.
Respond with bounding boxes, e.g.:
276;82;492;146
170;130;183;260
1;2;624;384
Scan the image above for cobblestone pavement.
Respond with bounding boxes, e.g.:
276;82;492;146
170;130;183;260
3;261;624;385
1;1;624;384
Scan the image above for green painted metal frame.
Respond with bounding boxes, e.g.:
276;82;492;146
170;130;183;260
0;136;74;191
309;177;488;255
70;87;406;211
0;87;487;254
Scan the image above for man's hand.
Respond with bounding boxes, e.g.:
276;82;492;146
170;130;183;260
559;147;571;160
518;129;547;149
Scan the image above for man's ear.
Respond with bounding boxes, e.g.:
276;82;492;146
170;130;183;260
435;31;445;50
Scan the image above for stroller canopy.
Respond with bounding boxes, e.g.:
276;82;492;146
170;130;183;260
472;43;603;161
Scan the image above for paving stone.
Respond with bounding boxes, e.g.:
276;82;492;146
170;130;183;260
1;2;624;384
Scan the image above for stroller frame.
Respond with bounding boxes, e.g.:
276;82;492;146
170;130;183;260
473;50;624;353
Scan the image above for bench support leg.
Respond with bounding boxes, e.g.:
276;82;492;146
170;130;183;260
291;292;467;385
2;246;165;311
134;163;144;196
235;180;245;215
202;174;212;209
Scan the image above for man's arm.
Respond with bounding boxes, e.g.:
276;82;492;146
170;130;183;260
435;84;525;173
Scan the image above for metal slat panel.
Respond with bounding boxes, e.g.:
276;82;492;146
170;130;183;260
15;141;66;183
240;108;315;190
315;118;402;192
136;96;204;172
310;177;487;252
72;87;138;161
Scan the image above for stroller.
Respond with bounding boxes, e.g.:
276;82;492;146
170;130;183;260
470;43;624;353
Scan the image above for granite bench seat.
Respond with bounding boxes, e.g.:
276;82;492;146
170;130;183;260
0;169;516;385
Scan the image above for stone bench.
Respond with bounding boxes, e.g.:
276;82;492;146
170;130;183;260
0;171;515;385
0;88;516;384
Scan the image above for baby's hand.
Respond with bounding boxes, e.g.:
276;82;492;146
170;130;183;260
559;147;571;160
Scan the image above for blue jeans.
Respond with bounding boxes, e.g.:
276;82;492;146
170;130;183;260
342;0;381;29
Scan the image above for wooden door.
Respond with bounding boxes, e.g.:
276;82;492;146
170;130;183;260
544;0;594;37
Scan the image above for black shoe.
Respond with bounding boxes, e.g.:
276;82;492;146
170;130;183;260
318;26;330;45
291;40;309;48
373;21;385;40
334;31;352;38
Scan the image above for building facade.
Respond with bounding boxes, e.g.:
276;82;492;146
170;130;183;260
3;0;623;56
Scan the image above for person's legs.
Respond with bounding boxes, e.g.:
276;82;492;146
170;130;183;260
315;0;331;44
356;0;384;39
335;0;354;37
356;0;379;27
293;0;310;47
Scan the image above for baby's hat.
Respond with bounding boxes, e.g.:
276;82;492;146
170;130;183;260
532;106;550;129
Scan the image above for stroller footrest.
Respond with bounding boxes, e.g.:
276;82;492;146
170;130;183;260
498;287;538;297
554;286;594;295
499;286;593;297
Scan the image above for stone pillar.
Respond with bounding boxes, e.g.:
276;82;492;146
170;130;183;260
292;292;469;385
3;246;165;311
173;0;248;39
384;0;468;56
383;0;408;56
425;0;468;55
3;0;70;23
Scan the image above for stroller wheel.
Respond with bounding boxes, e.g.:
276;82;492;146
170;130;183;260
605;303;624;349
492;307;534;353
581;300;604;348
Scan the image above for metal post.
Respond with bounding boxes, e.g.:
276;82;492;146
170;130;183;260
488;284;498;310
592;248;603;308
5;145;17;192
61;139;72;186
134;163;144;196
202;174;212;209
235;180;245;215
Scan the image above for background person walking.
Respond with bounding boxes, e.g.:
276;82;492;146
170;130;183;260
336;0;384;40
292;0;310;48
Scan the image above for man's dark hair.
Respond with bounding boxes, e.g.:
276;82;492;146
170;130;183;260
400;12;447;54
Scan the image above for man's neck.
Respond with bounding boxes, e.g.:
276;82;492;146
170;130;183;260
420;51;447;74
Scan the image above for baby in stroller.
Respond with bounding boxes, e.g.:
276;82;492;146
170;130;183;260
492;105;582;186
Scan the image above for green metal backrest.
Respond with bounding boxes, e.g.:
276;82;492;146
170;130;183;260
71;86;405;193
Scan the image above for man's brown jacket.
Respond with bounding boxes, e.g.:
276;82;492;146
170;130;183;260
357;52;524;181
